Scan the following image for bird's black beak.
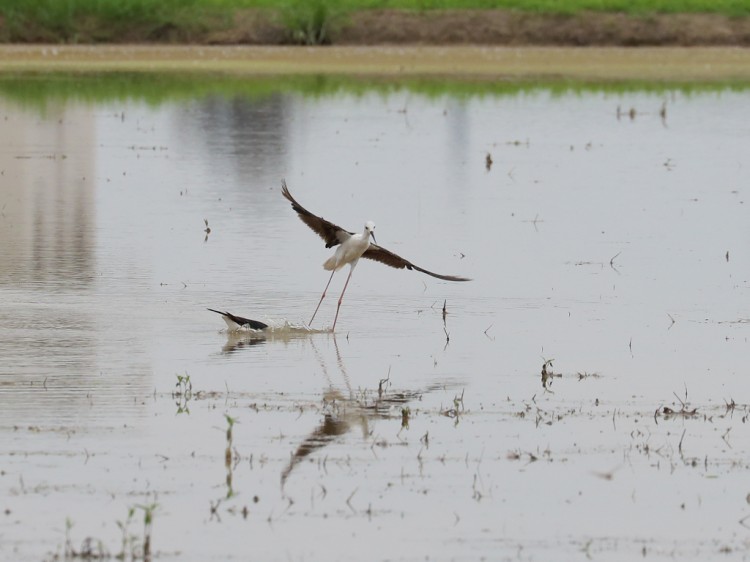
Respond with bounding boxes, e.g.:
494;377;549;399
370;232;377;245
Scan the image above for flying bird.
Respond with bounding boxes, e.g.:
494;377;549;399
281;180;470;330
207;308;268;331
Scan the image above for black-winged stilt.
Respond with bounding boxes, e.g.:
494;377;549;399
281;181;470;330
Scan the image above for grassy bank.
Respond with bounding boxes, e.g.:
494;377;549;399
1;0;749;44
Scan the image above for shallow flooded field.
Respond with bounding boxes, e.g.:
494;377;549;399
1;70;749;561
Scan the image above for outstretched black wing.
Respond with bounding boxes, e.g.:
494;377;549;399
362;245;471;282
281;180;352;249
282;180;471;282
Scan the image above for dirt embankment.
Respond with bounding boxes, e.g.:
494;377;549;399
206;10;750;46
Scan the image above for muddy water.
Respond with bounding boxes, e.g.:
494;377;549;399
1;83;749;561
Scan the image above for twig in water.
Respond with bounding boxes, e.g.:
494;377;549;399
609;251;622;273
724;398;736;415
721;427;732;448
678;429;686;455
346;488;358;513
378;369;391;399
483;324;494;340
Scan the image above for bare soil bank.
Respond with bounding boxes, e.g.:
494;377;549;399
3;46;749;83
186;10;750;46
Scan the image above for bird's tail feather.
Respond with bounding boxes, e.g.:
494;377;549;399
323;255;337;271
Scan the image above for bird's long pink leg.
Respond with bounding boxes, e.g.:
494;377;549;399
310;269;336;326
332;267;355;331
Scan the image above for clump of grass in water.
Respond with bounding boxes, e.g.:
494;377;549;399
63;502;157;561
401;406;410;430
173;372;193;414
136;502;157;562
64;518;107;559
440;389;465;426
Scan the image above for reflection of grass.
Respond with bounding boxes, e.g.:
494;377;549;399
0;72;747;113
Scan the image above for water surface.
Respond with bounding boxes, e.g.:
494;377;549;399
1;78;749;561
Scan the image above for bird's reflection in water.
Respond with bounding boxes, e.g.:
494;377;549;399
280;336;429;488
280;389;358;488
219;326;321;354
216;329;433;487
221;332;267;354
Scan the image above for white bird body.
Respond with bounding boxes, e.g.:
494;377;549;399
324;221;375;272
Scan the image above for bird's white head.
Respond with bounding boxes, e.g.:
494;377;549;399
364;221;376;244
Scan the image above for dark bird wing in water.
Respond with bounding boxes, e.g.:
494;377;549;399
281;180;471;282
282;180;351;249
207;308;268;330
